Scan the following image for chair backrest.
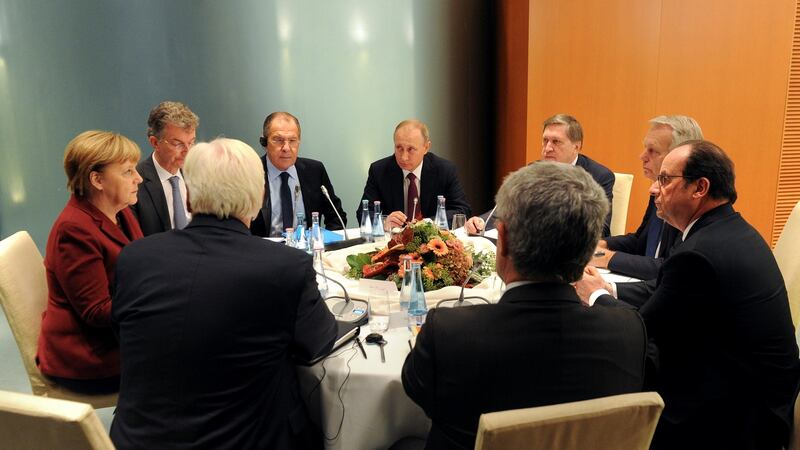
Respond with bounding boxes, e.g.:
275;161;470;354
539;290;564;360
0;389;114;449
610;173;634;236
0;231;117;408
474;392;664;450
774;200;800;327
0;232;50;394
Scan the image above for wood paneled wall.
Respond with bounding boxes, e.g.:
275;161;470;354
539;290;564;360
499;0;797;242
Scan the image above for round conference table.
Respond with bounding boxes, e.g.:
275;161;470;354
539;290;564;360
296;230;639;449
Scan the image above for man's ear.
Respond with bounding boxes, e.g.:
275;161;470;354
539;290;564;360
148;135;159;150
496;221;508;257
693;177;710;198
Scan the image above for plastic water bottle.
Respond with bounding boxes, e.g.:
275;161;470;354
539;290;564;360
435;195;448;230
284;227;296;247
372;201;385;243
399;255;413;312
295;211;308;252
310;212;324;251
407;261;428;336
313;248;329;299
360;199;373;243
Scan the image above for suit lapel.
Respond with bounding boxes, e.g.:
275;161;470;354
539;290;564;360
419;153;435;216
259;155;273;227
140;156;171;230
71;197;132;246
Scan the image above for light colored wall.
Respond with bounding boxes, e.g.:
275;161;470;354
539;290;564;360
0;0;493;247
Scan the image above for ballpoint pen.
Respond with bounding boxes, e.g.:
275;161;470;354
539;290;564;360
355;337;368;359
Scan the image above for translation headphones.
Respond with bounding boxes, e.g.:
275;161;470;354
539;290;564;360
259;136;268;147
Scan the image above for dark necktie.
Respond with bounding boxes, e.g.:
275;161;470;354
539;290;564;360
168;176;188;229
406;173;419;219
645;215;664;257
279;172;293;231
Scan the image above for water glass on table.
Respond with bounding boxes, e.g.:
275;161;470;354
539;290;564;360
451;213;466;230
368;291;390;333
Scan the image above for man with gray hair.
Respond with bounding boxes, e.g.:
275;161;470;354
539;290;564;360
112;138;336;449
590;115;703;279
402;162;647;450
132;100;199;236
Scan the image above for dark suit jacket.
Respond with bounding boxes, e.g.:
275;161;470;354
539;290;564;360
576;154;614;236
110;215;337;449
599;204;800;449
605;196;681;280
251;156;347;237
478;155;613;235
357;152;471;226
131;154;173;236
37;196;142;379
402;283;647;450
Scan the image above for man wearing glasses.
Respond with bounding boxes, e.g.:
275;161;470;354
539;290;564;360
577;141;800;450
132;101;199;236
250;111;347;237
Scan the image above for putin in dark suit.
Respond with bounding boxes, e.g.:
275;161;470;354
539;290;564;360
357;119;471;230
578;140;800;450
402;162;647;450
111;138;337;449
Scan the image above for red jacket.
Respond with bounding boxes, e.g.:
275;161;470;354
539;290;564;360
37;195;143;379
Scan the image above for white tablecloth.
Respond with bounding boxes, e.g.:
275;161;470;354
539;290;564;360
298;317;430;450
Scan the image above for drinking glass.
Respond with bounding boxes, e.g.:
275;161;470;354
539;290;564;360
451;213;466;230
368;291;390;333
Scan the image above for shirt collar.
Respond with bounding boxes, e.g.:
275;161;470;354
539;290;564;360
570;154;579;166
402;158;424;180
152;153;182;183
682;217;700;241
265;156;299;181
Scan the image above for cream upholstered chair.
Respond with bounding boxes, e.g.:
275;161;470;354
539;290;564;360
474;392;664;450
774;200;800;327
788;392;800;450
610;172;634;236
0;389;114;449
0;231;117;408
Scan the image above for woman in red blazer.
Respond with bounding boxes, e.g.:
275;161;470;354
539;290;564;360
37;130;144;394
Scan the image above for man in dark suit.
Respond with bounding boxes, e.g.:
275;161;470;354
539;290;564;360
590;115;702;280
402;162;647;450
357;119;471;229
465;113;614;235
131;101;199;236
111;138;337;449
250;112;347;237
577;140;800;450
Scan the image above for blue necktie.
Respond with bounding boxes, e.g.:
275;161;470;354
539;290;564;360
645;215;663;257
279;172;294;231
169;176;188;229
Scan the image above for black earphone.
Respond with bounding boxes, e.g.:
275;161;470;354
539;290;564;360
259;136;268;147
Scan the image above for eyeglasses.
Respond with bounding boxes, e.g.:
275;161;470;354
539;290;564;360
656;174;691;187
269;137;300;148
160;139;195;152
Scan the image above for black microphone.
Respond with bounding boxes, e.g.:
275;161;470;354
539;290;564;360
315;268;368;325
321;185;349;239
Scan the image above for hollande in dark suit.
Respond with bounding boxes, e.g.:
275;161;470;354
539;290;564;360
250;155;347;237
131;154;172;236
357;152;471;225
604;196;681;280
111;215;337;449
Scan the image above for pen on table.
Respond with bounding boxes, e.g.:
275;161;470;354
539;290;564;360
408;339;413;351
355;337;368;359
593;251;605;257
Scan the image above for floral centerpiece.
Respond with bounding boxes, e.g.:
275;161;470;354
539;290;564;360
345;220;495;291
